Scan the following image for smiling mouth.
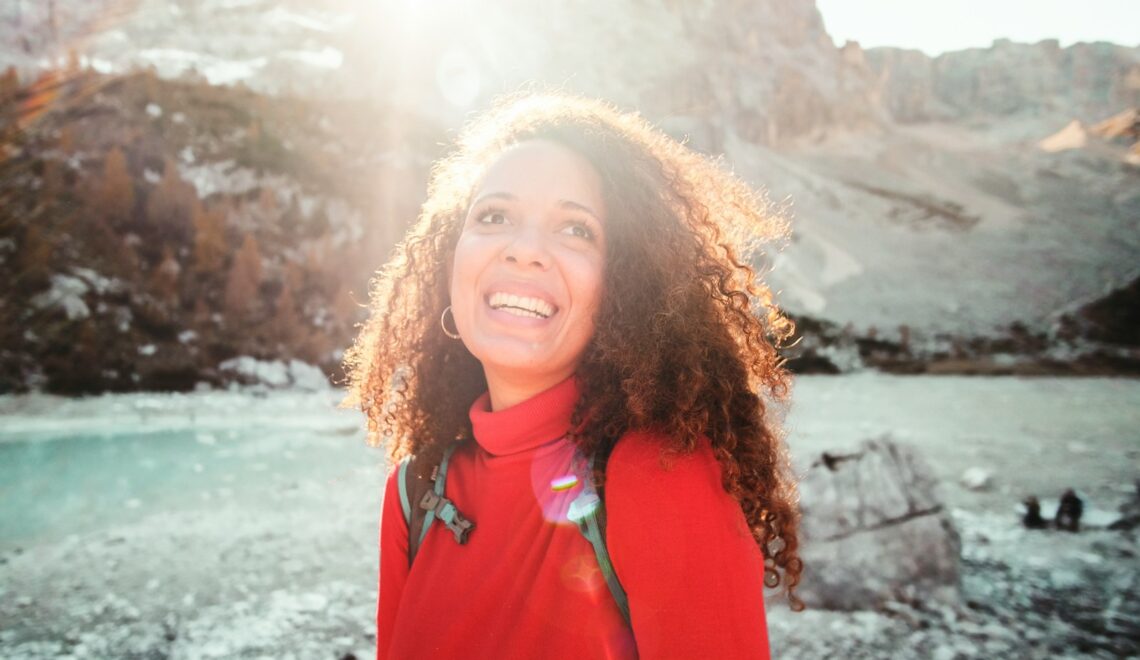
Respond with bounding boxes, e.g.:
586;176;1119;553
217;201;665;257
488;292;556;319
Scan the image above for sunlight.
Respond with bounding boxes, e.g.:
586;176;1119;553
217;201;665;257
436;47;481;108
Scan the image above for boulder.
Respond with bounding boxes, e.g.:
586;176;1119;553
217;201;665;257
796;436;961;610
959;466;993;491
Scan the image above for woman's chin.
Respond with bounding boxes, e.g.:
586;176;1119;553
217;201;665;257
466;338;575;382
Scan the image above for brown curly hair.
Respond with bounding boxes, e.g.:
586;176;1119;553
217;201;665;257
340;91;803;609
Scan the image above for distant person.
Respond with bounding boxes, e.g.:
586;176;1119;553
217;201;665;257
342;92;802;658
1022;495;1048;529
1055;488;1083;532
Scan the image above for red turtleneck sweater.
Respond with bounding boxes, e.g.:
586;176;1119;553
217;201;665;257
377;376;770;659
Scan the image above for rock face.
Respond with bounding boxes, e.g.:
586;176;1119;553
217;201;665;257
1;0;884;145
4;0;1140;390
796;437;961;610
864;39;1140;123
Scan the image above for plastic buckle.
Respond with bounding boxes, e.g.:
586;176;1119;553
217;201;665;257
567;491;600;525
419;491;475;544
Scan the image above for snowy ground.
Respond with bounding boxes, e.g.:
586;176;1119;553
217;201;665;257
1;374;1137;659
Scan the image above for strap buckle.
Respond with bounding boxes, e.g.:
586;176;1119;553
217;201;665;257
419;491;475;544
567;491;600;525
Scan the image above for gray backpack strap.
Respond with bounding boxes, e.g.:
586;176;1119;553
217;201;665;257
401;455;434;564
405;443;475;564
397;459;413;522
568;452;631;626
418;442;475;545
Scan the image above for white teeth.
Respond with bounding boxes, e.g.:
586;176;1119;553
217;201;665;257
488;292;555;318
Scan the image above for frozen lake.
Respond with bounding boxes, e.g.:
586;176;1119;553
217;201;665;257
1;374;1138;658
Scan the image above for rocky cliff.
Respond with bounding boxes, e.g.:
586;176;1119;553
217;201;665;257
2;0;1138;393
864;38;1140;124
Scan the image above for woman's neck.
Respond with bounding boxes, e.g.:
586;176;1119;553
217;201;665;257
483;367;576;411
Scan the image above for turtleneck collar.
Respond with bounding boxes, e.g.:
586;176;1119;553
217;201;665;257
469;375;580;456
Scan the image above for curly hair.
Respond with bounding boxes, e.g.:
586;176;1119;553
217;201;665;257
340;91;803;609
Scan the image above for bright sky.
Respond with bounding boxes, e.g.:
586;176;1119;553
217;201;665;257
816;0;1140;56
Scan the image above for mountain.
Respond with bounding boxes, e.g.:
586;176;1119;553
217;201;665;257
864;38;1140;124
2;0;1138;393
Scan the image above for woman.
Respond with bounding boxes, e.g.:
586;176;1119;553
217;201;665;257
342;92;802;659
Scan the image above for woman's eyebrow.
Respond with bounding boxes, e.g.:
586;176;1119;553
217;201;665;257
558;200;602;222
470;192;517;206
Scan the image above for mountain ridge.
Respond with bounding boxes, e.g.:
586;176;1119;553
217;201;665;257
2;0;1137;392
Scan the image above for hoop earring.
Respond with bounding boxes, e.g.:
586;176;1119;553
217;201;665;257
440;306;461;340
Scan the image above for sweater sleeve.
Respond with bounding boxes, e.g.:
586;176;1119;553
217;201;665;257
605;430;770;659
377;467;409;660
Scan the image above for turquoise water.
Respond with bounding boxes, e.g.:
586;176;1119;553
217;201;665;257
0;392;375;550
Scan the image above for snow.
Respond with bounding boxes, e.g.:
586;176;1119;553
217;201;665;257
135;48;269;87
0;374;1136;658
265;7;337;33
178;159;263;198
114;306;132;333
278;47;344;70
217;357;331;392
86;57;116;75
71;267;121;296
30;274;90;321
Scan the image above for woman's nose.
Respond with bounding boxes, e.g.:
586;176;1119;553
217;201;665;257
503;225;550;269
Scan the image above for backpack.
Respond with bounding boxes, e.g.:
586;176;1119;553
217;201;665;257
396;441;631;625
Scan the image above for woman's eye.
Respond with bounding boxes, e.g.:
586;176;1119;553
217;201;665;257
476;210;508;225
563;223;595;240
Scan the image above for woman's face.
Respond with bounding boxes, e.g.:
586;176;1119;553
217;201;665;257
449;139;607;403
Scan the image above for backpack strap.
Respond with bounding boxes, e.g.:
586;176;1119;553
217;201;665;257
568;452;631;626
418;442;475;545
397;459;413;522
400;442;475;563
399;443;629;626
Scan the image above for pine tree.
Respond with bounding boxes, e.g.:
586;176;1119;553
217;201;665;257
224;233;263;316
193;295;212;326
270;278;300;346
41;157;63;199
192;202;227;273
0;66;19;100
303;230;333;285
65;47;80;74
142;66;159;103
57;124;74;154
151;245;181;307
15;225;54;289
257;186;276;213
145;157;196;233
95;146;134;225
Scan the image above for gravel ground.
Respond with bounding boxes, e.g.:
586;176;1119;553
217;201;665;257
1;374;1137;659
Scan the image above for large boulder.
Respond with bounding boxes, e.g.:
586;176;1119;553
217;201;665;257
796;436;961;610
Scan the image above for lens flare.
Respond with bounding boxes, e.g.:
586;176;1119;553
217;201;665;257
550;474;578;491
